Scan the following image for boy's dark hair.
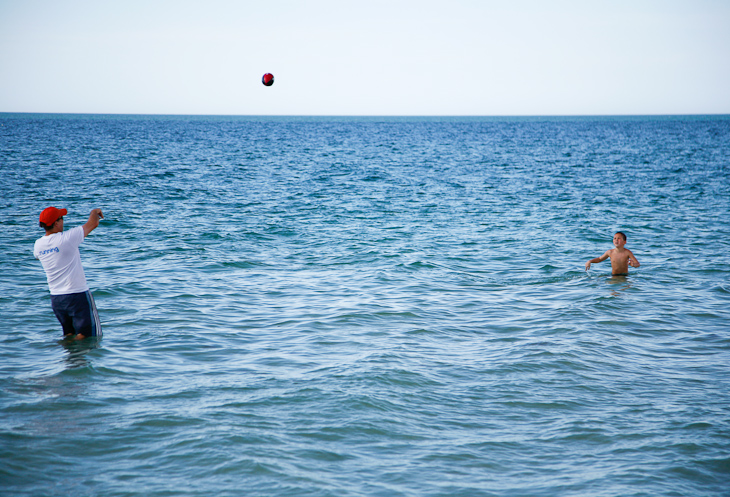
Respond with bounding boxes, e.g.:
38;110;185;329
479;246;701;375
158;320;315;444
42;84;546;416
616;231;627;242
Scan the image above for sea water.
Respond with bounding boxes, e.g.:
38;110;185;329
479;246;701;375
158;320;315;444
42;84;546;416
1;114;729;496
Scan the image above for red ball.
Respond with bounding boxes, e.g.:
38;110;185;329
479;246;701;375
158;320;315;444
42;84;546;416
262;73;274;86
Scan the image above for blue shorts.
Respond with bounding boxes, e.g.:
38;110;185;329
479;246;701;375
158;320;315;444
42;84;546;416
50;290;102;338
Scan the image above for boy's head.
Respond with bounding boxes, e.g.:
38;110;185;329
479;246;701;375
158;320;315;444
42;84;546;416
613;231;627;247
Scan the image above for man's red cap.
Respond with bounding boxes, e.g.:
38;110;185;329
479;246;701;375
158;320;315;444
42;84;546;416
39;206;67;226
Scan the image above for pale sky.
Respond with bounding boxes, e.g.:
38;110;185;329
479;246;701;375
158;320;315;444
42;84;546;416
1;0;728;116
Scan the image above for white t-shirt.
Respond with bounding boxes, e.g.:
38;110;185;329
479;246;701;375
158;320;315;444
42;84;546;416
34;226;89;295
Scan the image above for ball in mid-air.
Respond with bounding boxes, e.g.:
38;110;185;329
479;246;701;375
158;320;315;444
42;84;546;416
262;73;274;86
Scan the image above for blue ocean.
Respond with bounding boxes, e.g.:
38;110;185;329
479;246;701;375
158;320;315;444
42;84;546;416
1;114;729;496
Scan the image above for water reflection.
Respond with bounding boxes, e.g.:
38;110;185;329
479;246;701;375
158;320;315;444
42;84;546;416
59;337;102;369
607;274;632;297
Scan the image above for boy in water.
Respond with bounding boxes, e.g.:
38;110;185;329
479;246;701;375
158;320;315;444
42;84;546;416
585;232;640;275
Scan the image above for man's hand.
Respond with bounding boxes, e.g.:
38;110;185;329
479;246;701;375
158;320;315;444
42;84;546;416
83;208;104;237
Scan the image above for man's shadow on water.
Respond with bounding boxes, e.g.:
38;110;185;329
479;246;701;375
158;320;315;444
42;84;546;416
59;337;102;369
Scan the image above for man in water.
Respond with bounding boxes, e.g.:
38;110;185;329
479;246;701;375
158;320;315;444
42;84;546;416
34;206;104;340
585;231;640;275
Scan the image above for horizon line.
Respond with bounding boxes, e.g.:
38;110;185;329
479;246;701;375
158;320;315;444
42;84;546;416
2;111;729;119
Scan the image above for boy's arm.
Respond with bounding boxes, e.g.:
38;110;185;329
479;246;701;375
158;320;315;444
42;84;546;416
83;209;104;237
586;250;610;271
627;249;640;268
